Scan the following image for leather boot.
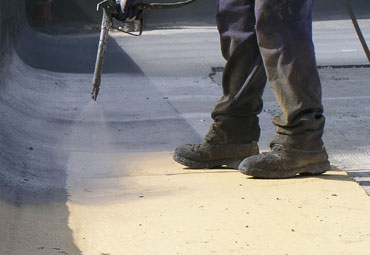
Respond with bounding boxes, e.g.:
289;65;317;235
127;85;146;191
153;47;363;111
238;144;330;178
174;142;259;169
173;119;259;169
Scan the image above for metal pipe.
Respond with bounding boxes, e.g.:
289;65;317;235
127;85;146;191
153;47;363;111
91;8;112;101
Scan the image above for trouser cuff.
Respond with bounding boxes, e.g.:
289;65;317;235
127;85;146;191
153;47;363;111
205;115;260;144
271;132;324;151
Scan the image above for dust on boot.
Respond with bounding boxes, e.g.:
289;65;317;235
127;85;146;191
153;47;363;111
173;116;260;169
239;136;330;178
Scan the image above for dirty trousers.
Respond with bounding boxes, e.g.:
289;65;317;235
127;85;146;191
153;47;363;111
211;0;325;151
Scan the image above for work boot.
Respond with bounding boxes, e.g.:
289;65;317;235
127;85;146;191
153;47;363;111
238;144;330;178
173;142;259;169
173;117;260;169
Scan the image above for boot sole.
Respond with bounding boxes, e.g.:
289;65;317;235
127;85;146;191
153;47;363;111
173;154;247;170
242;161;331;179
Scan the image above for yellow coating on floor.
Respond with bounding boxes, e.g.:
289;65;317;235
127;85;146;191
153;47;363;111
2;152;370;255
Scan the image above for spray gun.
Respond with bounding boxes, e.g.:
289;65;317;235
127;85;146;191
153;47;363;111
91;0;197;101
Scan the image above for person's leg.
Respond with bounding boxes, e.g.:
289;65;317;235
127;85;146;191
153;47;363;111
239;0;330;178
173;0;266;169
209;0;267;145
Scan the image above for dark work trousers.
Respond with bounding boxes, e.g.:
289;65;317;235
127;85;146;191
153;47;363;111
210;0;325;151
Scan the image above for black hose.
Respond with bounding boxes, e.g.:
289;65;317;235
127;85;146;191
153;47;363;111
137;0;197;10
345;0;370;63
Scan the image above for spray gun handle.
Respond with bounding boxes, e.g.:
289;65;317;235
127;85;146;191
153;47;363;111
97;0;119;15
